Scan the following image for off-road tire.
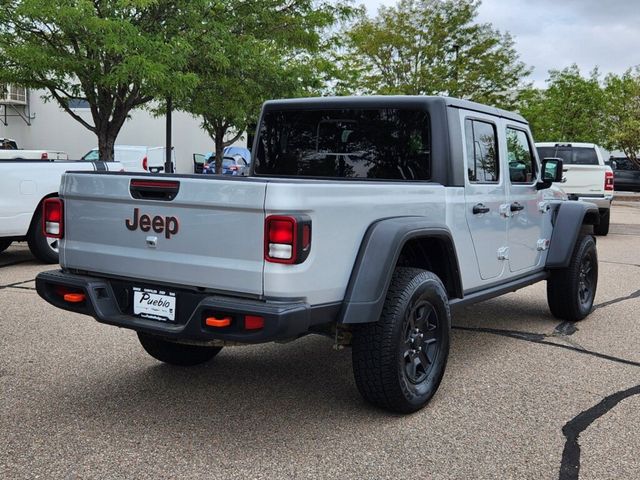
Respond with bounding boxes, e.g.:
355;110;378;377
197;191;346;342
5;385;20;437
27;207;59;264
0;239;12;253
137;332;222;366
547;235;598;321
593;209;610;236
352;268;451;414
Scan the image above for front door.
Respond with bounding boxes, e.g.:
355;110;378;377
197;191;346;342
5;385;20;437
504;126;547;273
463;115;508;280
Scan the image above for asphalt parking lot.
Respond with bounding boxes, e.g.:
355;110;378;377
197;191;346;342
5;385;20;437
1;202;639;480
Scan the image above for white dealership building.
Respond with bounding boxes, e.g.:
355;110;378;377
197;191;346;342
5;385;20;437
0;86;246;173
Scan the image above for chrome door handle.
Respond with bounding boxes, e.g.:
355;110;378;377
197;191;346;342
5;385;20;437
473;203;490;214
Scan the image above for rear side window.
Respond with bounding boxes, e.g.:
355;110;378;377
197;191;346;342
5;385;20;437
536;146;599;165
254;108;431;180
507;128;536;184
465;119;499;183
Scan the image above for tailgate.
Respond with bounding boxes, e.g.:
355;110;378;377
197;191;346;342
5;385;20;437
60;173;267;296
561;164;605;195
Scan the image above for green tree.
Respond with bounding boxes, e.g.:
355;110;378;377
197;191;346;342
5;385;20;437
517;65;606;144
180;0;349;173
603;68;640;167
0;0;199;160
334;0;530;105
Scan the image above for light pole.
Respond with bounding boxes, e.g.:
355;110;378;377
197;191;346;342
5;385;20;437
452;44;460;98
165;96;173;174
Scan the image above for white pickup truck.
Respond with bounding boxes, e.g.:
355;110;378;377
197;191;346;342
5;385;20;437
0;139;68;161
535;142;613;235
0;159;121;262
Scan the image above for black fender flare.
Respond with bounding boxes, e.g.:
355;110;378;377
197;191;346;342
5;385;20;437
546;201;599;269
339;217;462;324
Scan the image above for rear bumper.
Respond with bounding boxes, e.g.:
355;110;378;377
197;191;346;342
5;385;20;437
570;194;612;210
36;270;338;344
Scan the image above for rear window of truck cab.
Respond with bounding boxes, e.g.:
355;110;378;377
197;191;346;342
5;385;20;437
254;108;431;180
536;146;599;165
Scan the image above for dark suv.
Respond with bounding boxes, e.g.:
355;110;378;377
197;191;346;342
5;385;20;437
608;156;640;192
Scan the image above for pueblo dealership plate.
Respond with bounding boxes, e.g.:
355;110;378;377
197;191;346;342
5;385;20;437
133;287;176;322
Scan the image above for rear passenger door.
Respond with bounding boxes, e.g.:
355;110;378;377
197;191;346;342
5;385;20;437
463;115;508;280
504;126;547;273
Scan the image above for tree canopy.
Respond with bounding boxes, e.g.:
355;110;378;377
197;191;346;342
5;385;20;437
517;65;606;144
178;0;350;172
333;0;530;105
0;0;201;160
603;68;640;165
516;65;640;167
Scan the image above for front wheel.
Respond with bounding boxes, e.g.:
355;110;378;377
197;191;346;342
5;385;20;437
138;332;223;366
352;268;451;414
547;235;598;321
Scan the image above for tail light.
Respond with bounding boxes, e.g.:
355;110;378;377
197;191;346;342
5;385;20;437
229;165;238;171
142;156;148;171
605;170;614;191
41;152;49;160
265;215;311;264
43;198;64;238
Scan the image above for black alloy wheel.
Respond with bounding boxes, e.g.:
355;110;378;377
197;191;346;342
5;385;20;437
352;268;451;413
402;300;441;385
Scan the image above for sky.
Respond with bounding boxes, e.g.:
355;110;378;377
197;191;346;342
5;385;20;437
359;0;640;86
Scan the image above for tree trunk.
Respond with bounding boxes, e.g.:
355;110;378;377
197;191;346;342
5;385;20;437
97;129;116;162
214;125;227;174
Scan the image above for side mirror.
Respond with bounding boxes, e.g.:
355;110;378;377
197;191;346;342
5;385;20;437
537;158;564;190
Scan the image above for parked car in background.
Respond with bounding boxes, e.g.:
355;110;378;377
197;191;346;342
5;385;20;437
222;146;250;163
81;145;176;172
194;146;251;174
607;156;640;192
0;159;122;263
0;138;68;160
1;137;19;150
535;142;613;235
203;154;249;175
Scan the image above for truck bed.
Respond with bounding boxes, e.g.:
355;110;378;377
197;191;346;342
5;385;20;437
58;172;453;303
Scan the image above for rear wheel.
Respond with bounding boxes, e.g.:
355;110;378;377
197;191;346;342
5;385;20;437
137;332;223;366
547;235;598;321
352;268;451;414
27;206;59;264
593;209;610;236
0;239;12;253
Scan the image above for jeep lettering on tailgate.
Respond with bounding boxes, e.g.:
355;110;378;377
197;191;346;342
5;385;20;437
125;208;179;238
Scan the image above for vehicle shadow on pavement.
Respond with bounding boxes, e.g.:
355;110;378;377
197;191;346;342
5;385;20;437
38;324;522;441
454;295;561;333
0;244;36;268
40;335;421;439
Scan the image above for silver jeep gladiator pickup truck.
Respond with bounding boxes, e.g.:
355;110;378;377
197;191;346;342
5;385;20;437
36;96;600;413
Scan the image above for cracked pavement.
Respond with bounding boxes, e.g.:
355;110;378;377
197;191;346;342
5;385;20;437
1;202;639;479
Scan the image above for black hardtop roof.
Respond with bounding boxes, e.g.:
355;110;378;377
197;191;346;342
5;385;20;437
262;95;528;124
